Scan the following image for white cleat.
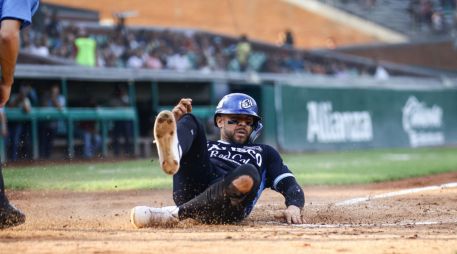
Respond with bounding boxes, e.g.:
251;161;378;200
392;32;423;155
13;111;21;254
130;205;179;228
154;111;182;175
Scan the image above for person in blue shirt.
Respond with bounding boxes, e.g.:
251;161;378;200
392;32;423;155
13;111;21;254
0;0;40;229
131;93;305;227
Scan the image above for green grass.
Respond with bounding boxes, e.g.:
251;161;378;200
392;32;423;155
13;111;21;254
3;159;170;191
284;147;457;185
3;147;457;191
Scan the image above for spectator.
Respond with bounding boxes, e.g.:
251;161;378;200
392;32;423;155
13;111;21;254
74;27;97;67
7;85;33;161
114;15;127;38
8;85;33;112
21;30;33;53
247;51;266;72
198;35;216;69
166;47;192;71
284;51;304;73
109;35;126;60
374;62;390;80
39;84;66;159
211;36;228;71
408;0;422;30
109;86;133;157
126;48;145;69
432;9;446;33
52;28;74;59
103;49;120;68
79;97;101;159
30;36;50;57
310;63;327;75
263;53;283;73
213;50;227;71
236;35;251;72
144;49;163;70
333;62;356;78
196;56;212;73
282;29;294;48
126;31;141;51
24;83;38;106
45;10;62;50
420;0;434;30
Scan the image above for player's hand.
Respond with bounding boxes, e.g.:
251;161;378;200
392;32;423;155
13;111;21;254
274;205;304;224
172;98;192;121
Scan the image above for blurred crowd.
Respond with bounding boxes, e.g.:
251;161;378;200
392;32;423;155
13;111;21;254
19;11;384;78
331;0;457;34
408;0;457;33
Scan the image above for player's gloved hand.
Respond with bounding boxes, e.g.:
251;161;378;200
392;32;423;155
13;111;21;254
172;98;192;121
274;205;304;224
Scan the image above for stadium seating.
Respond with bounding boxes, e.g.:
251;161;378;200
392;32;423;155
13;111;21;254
317;0;455;39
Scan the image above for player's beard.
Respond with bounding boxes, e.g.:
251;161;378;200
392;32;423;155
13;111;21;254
224;128;250;145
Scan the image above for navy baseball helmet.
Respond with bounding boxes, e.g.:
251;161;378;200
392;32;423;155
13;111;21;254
214;93;263;143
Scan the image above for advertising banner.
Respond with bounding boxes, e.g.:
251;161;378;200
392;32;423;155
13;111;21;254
276;85;457;151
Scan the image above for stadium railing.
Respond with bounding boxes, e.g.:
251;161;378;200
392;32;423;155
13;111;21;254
0;107;139;162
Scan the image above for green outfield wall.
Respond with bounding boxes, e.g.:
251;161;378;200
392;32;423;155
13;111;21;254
275;84;457;152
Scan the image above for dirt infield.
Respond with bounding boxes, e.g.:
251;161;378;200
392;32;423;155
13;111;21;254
1;172;457;254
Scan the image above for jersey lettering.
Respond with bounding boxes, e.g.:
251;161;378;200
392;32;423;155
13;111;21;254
208;142;262;167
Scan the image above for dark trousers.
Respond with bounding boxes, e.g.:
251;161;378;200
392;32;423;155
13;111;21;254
112;121;133;156
172;114;219;205
39;122;57;159
7;123;32;161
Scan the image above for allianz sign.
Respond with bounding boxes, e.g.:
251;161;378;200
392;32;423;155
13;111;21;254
305;97;445;147
306;101;373;143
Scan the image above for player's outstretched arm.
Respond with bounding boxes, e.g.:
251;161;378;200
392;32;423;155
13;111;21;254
265;145;305;224
275;205;304;224
172;98;192;121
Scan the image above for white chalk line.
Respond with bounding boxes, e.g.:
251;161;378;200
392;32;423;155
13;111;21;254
263;182;457;229
269;220;457;229
334;182;457;206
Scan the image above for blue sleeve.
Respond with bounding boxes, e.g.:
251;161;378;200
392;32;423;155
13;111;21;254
275;176;305;208
263;145;295;189
264;145;304;208
1;0;40;29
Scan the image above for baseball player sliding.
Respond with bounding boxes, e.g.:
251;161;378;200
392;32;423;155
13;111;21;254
131;93;304;226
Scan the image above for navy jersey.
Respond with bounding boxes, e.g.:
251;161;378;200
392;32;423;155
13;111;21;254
207;140;296;213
